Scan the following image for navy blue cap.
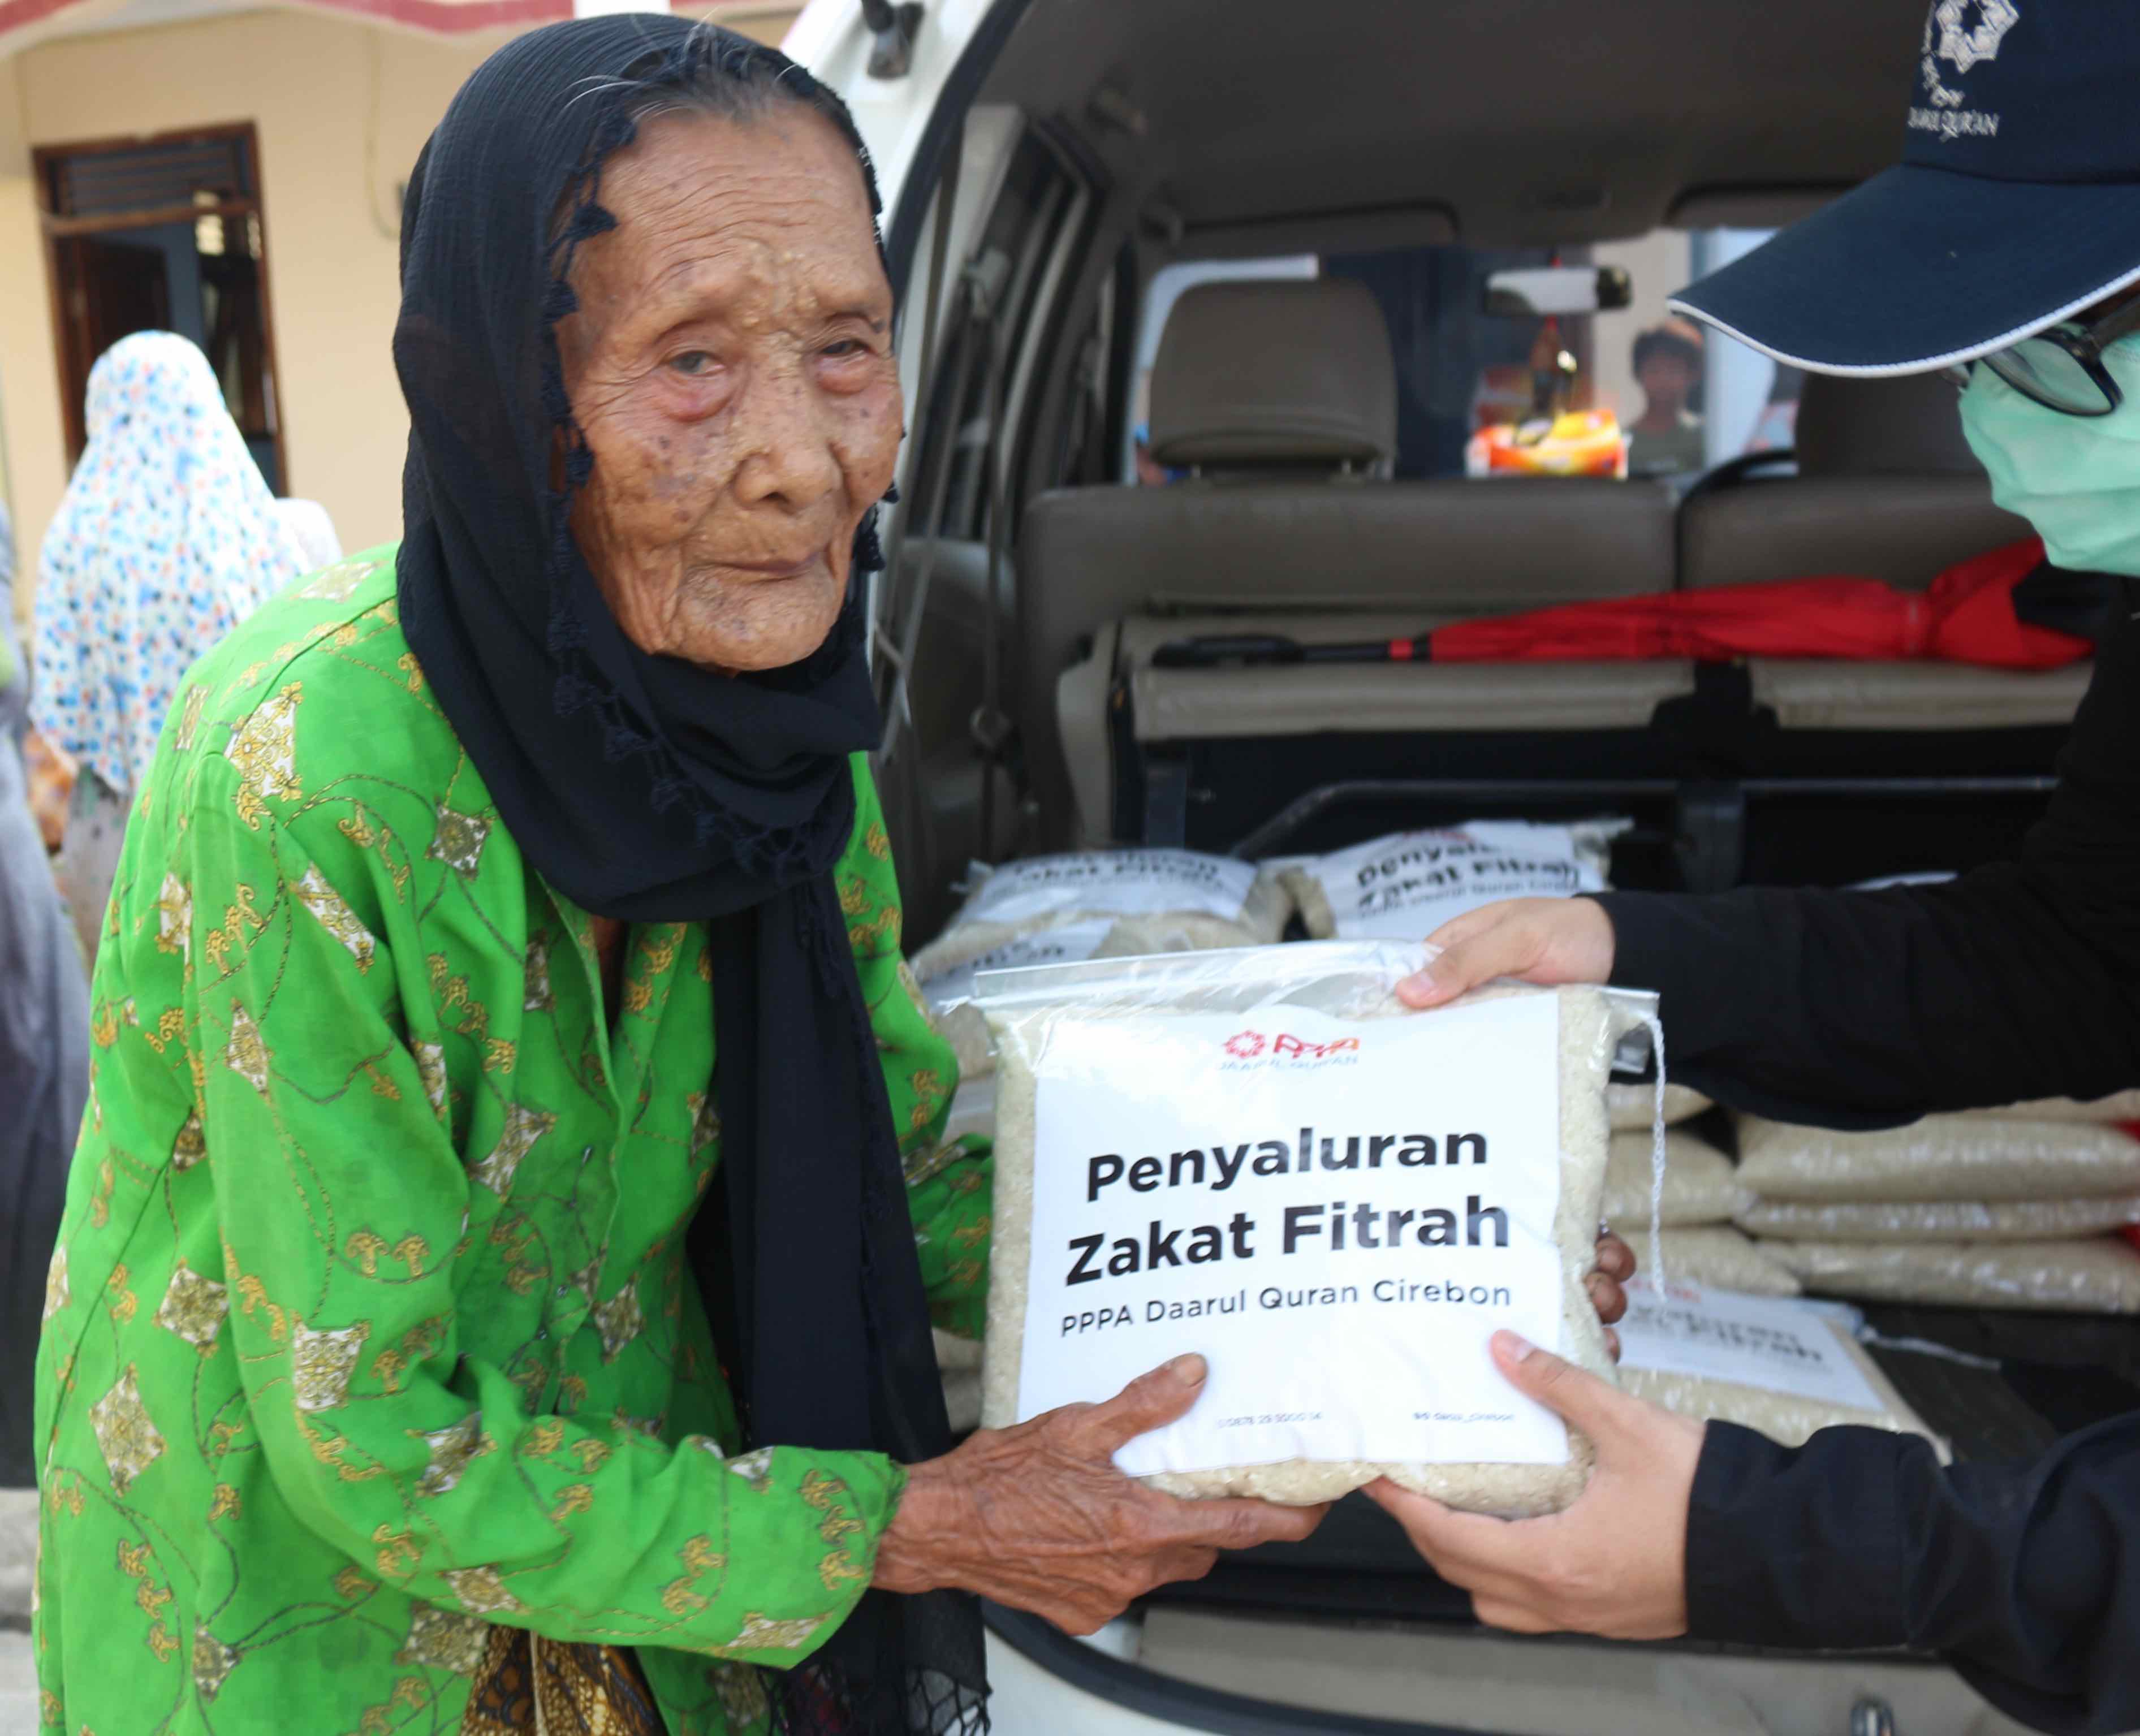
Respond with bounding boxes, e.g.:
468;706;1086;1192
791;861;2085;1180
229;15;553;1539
1670;2;2140;375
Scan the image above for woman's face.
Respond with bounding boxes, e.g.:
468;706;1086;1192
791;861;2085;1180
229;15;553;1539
559;104;900;673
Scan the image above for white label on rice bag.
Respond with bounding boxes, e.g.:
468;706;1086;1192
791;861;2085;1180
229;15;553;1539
965;850;1258;927
1018;993;1569;1474
1313;824;1608;941
1616;1281;1883;1411
917;921;1115;1007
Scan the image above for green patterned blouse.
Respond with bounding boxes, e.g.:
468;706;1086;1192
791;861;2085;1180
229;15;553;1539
31;546;992;1736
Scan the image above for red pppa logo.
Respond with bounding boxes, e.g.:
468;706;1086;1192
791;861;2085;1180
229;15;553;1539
1223;1030;1359;1061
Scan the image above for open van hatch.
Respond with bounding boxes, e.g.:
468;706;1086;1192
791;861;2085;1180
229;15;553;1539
786;0;2140;1728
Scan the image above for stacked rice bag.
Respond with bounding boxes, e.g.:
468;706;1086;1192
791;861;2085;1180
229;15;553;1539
1735;1102;2140;1312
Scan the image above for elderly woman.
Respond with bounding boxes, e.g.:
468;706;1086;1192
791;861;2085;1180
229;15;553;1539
29;23;1332;1736
31;331;310;966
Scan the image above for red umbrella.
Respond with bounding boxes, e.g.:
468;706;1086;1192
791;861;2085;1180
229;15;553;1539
1427;537;2088;672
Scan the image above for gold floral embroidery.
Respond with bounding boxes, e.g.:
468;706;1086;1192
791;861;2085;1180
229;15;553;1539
426;804;491;877
687;1092;720;1153
223;683;303;824
172;684;208;753
801;1470;868;1591
89;1365;164;1495
442;1566;522;1616
295;864;376;972
592;1280;643;1363
412;1413;494;1498
413;1040;449;1123
469;1103;554;1195
523;937;553;1012
43;1243;68;1322
731;1612;826;1653
297;557;377;602
290;1319;372;1411
153;872;192;958
117;1539;178;1662
192;1628;238;1702
223;1004;271;1095
154;1263;230;1350
395;1605;491;1676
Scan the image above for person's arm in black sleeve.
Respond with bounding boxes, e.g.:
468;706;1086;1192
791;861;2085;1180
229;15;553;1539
1686;1416;2140;1736
1593;611;2140;1126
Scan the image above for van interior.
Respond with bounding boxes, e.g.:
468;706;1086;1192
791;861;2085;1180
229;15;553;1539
865;3;2133;1730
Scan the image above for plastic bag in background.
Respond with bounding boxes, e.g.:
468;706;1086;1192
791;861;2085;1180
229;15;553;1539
1973;1091;2140;1123
907;852;1295;1079
940;1072;996;1147
976;941;1660;1514
1763;1237;2140;1312
911;849;1292;983
1607;1081;1711;1132
1737;1194;2140;1243
1650;1227;1801;1296
1601;1131;1749;1228
1280;819;1628;943
1616;1281;1944;1452
1735;1114;2140;1204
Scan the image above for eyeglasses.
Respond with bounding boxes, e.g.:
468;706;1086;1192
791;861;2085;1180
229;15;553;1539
1945;290;2140;416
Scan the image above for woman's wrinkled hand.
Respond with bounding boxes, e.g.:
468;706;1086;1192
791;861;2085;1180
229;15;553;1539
1366;1330;1701;1640
1589;1231;1635;1360
875;1354;1327;1634
1395;897;1616;1009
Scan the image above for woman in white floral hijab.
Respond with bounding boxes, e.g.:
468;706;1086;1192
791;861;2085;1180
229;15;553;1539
31;332;309;964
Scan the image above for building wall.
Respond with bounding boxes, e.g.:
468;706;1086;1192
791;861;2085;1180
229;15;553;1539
0;3;799;624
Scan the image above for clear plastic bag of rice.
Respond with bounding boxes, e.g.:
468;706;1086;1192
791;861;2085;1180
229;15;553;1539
1652;1227;1801;1297
1737;1194;2140;1243
1601;1130;1747;1228
1608;1081;1711;1132
1735;1115;2140;1204
974;941;1662;1515
1279;820;1628;942
908;853;1294;1078
1763;1237;2140;1312
1616;1282;1944;1452
1970;1090;2140;1123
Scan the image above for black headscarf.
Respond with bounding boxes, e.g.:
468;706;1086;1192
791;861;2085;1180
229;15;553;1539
393;19;986;1733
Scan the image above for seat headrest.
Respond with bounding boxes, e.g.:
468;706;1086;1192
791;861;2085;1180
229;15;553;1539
1149;279;1397;472
1794;372;1983;478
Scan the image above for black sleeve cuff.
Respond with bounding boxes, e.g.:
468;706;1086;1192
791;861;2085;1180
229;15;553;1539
1685;1422;1917;1653
1589;889;1761;1060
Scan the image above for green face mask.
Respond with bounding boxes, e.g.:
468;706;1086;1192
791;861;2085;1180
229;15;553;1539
1960;335;2140;576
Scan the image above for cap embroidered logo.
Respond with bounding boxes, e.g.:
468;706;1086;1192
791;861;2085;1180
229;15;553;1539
1935;0;2020;73
1916;1;2021;136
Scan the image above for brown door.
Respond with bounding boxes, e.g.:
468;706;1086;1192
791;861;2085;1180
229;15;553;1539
67;233;172;367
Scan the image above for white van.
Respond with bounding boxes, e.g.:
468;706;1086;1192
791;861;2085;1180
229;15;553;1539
787;5;2108;1730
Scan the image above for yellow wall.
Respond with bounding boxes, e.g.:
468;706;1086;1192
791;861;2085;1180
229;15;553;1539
1;54;63;624
0;3;798;622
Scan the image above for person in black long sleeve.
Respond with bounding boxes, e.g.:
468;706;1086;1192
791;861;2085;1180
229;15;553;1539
1362;9;2140;1735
